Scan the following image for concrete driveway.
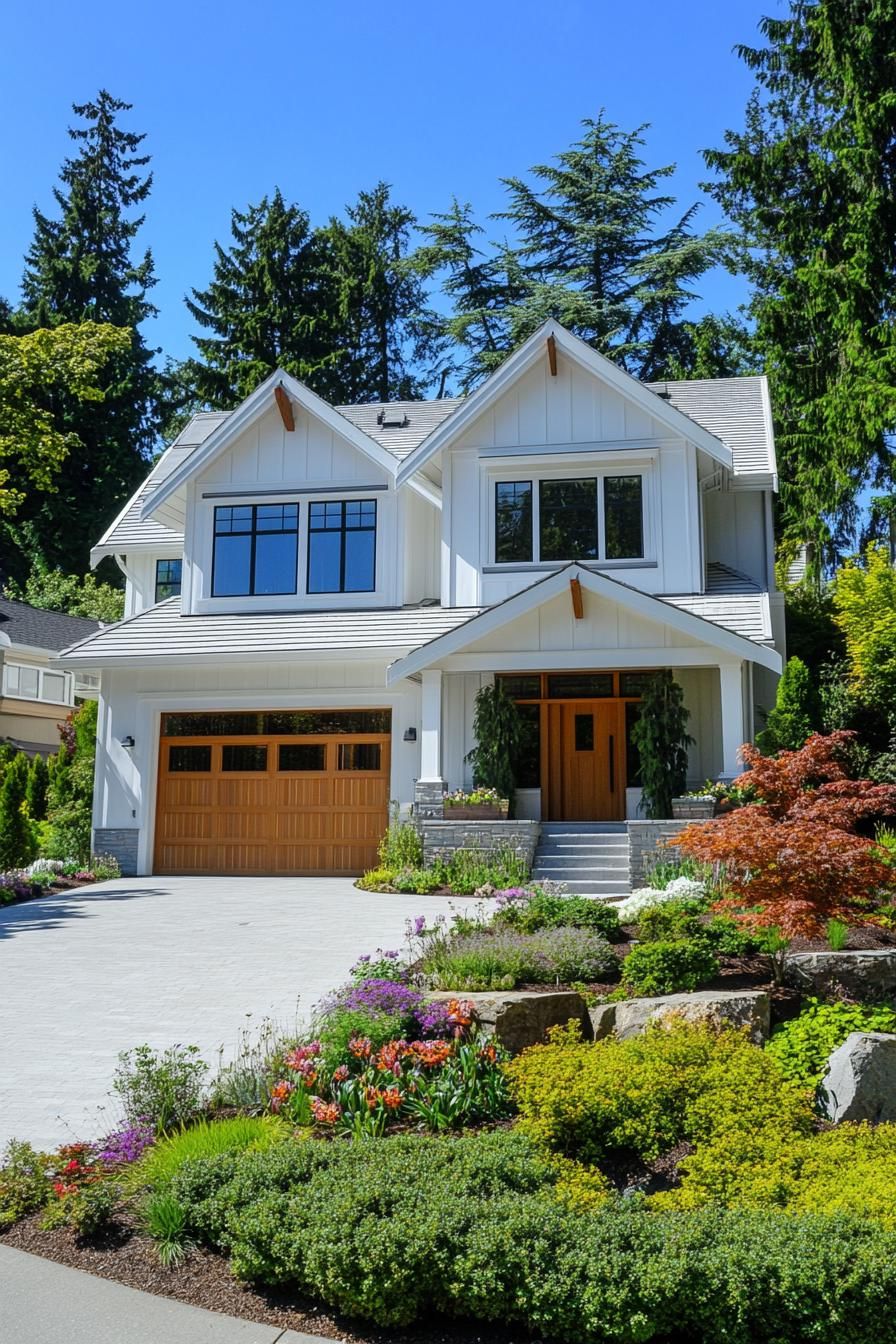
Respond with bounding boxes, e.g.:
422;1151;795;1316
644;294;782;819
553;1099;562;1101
0;877;449;1151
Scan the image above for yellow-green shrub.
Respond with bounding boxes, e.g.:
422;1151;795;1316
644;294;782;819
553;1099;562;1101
505;1019;806;1166
657;1122;896;1227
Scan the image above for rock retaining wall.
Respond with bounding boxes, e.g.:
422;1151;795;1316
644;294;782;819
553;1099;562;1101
626;820;691;886
93;827;139;876
420;820;541;870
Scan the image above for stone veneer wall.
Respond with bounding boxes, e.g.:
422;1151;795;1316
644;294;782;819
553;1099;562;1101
93;827;139;876
627;820;691;887
420;820;541;871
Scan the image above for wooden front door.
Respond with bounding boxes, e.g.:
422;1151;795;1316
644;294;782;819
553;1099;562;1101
153;729;390;876
546;700;625;821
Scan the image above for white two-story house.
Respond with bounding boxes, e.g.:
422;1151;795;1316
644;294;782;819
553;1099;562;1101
58;320;783;877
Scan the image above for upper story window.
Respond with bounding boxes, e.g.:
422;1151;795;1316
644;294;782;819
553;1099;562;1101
308;499;376;594
155;558;182;603
212;504;299;597
3;662;73;706
494;474;645;564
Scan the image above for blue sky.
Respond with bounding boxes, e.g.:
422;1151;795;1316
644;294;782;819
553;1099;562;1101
1;0;773;365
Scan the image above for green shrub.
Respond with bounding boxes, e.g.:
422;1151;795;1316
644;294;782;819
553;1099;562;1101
0;754;37;869
355;865;396;891
378;820;422;870
136;1117;287;1191
142;1190;192;1266
636;899;704;943
826;917;849;951
506;1020;811;1166
496;890;621;941
702;914;769;956
167;1129;896;1339
766;999;896;1089
317;1007;409;1070
113;1044;208;1134
423;927;617;991
391;868;441;894
40;1180;121;1238
0;1140;53;1227
620;939;719;995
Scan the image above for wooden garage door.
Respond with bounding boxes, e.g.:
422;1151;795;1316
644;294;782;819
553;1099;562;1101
153;710;390;876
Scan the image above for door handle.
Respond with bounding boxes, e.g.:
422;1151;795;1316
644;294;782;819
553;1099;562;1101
609;734;615;793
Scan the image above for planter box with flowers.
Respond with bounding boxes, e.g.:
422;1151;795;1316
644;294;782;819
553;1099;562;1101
443;787;509;821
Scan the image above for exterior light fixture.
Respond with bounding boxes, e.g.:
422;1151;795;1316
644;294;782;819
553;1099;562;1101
120;735;135;749
403;727;417;742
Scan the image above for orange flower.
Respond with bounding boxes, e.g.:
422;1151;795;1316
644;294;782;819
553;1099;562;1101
310;1097;342;1125
379;1086;403;1111
406;1040;452;1068
348;1036;372;1059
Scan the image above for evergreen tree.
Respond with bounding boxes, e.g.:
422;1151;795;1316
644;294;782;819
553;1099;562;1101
43;701;97;864
5;91;162;580
630;671;694;819
25;754;49;824
185;190;343;407
756;657;822;754
323;182;442;402
440;115;727;386
704;1;896;574
0;754;36;870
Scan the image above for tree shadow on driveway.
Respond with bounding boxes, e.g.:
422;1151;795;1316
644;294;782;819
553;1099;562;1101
0;885;169;941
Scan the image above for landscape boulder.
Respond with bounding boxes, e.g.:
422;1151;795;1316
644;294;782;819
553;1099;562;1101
819;1031;896;1124
427;989;590;1054
590;988;771;1045
784;950;896;999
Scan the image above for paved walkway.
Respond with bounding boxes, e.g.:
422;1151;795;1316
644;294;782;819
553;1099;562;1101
0;877;448;1150
0;1244;327;1343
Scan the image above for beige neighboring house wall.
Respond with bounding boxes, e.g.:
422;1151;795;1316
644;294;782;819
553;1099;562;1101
0;598;101;756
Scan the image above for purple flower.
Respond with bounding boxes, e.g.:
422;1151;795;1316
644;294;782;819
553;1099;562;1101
412;915;427;936
338;978;423;1019
94;1120;155;1165
412;1000;459;1039
494;887;535;908
383;950;398;959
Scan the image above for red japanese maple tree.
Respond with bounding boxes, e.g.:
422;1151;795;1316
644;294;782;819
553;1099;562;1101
673;732;896;938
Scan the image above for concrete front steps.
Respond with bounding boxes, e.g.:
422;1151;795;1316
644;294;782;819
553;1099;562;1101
531;822;631;900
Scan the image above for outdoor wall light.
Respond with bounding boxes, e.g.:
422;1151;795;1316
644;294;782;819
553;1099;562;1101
120;735;135;749
403;727;417;742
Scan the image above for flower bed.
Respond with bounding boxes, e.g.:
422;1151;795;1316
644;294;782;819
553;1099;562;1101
0;855;121;907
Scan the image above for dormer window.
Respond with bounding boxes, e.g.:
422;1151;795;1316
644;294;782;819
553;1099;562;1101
212;504;299;597
307;499;377;594
494;473;646;565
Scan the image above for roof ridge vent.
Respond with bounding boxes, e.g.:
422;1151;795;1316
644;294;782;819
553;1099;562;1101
376;407;410;428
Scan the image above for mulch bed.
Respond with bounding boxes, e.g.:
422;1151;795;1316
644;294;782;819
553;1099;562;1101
1;1213;531;1344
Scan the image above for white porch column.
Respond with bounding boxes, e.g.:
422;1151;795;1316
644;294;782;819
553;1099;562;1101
419;668;443;782
719;661;745;779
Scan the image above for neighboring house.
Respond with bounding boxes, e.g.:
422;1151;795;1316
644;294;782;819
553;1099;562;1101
57;320;783;878
0;597;100;755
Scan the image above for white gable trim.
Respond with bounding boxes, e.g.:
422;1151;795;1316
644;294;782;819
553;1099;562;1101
386;563;781;683
396;320;733;485
141;371;398;522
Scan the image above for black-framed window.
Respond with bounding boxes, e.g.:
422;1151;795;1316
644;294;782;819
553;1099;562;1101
212;504;299;597
155;559;182;603
604;476;644;559
307;499;376;594
539;478;598;561
495;481;533;563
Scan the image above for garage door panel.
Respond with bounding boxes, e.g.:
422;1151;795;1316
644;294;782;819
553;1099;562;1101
155;719;389;876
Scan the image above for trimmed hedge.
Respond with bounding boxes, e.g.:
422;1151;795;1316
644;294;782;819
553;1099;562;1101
170;1129;896;1341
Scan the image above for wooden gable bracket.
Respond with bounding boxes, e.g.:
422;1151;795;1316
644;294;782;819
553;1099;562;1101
274;384;295;431
546;333;558;376
569;576;584;620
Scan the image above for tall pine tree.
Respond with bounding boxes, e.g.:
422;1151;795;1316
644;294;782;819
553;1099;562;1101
6;91;162;581
704;0;896;576
426;116;728;389
323;182;443;402
185;190;343;407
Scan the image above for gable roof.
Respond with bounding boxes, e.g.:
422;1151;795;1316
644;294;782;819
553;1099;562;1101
396;320;737;485
646;375;776;484
91;413;228;563
385;563;781;683
140;371;399;526
336;398;463;460
0;597;100;652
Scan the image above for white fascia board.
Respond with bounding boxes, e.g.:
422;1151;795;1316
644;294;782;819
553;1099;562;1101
397;319;733;484
141;370;398;522
386;562;781;683
54;644;420;670
90;538;184;566
405;474;442;509
759;374;779;491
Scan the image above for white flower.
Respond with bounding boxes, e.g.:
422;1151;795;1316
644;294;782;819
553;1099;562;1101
615;876;705;924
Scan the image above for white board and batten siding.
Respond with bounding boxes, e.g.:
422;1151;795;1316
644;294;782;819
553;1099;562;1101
440;359;703;608
181;405;398;615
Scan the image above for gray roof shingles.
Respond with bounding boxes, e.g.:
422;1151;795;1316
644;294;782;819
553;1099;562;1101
0;597;100;652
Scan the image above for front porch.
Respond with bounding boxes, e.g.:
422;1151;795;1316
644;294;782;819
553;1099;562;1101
388;563;782;826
